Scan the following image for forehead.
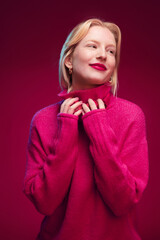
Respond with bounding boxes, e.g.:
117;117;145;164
81;25;116;45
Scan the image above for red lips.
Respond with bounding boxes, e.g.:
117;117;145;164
90;63;107;70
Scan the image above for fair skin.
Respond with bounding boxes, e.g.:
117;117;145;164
60;26;116;116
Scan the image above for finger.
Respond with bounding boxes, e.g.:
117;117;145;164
70;101;83;110
82;103;90;113
82;109;85;115
88;98;97;110
60;97;79;113
97;99;106;109
60;98;71;113
74;109;82;116
67;101;82;114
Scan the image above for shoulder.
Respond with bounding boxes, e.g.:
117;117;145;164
109;96;146;127
30;101;62;128
112;97;144;116
27;102;63;154
108;96;147;139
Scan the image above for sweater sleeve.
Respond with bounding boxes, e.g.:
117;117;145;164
23;112;78;216
82;108;149;217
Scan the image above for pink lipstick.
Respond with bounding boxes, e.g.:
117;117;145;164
89;63;107;71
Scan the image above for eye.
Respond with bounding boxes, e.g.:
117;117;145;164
108;49;116;55
88;44;97;48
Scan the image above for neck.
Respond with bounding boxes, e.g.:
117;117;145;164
69;81;101;93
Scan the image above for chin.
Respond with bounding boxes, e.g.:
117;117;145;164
91;79;108;85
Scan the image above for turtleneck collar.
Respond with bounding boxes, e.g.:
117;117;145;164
57;82;113;105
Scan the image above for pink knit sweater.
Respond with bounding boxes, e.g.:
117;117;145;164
23;83;149;240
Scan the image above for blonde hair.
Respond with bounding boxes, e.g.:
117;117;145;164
59;18;121;95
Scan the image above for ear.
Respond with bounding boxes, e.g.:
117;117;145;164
64;56;73;69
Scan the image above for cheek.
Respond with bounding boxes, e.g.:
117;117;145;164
109;58;116;69
73;49;92;65
72;54;92;70
74;65;84;74
72;59;88;75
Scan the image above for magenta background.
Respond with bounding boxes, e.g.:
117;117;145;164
1;0;160;239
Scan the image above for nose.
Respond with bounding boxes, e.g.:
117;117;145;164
96;47;106;61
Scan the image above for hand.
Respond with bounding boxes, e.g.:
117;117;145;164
82;98;106;115
60;97;83;116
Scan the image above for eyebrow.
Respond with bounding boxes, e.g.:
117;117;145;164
85;40;116;48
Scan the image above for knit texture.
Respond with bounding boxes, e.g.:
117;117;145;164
23;83;149;240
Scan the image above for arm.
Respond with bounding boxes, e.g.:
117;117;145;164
82;107;149;217
23;112;79;216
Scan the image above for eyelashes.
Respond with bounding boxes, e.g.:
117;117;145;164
88;45;97;48
109;50;116;55
87;45;116;55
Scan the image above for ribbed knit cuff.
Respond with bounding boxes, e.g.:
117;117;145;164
82;109;117;157
55;112;79;157
57;112;79;120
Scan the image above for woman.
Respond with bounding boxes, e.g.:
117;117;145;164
23;18;149;240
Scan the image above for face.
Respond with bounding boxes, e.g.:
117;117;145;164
65;25;116;90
